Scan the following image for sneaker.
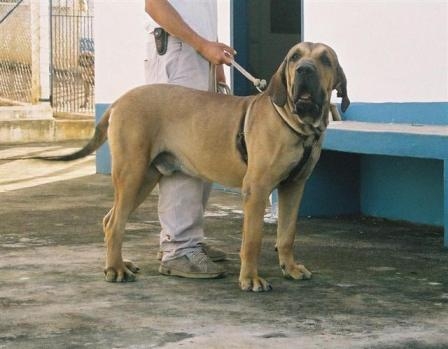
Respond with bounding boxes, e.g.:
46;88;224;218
159;248;226;279
157;243;227;262
199;243;227;262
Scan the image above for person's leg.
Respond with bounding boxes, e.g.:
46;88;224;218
145;37;225;277
158;173;206;260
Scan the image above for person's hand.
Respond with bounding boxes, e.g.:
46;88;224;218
197;40;235;66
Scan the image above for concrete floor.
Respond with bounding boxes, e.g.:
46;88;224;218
0;143;447;349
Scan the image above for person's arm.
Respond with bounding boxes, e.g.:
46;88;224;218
145;0;234;66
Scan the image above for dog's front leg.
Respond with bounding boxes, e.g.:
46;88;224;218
239;180;272;292
276;180;312;280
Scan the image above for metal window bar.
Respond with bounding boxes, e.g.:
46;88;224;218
0;0;24;25
50;0;94;115
0;0;32;105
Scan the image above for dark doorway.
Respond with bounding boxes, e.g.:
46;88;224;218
232;0;302;96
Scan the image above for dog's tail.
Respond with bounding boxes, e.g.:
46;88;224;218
36;107;112;161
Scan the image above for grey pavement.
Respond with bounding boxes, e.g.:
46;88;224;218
0;142;447;349
0;141;95;193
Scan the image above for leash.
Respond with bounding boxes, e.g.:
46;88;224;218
230;59;267;93
213;59;267;95
222;58;267;163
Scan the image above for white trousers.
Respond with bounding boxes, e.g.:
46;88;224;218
145;35;212;261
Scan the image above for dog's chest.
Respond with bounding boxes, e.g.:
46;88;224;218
282;134;322;183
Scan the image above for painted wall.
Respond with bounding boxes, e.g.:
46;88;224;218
361;156;444;226
302;0;447;227
94;0;146;105
303;0;448;104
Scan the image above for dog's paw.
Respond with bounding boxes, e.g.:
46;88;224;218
104;261;139;283
239;276;273;292
281;263;312;280
124;259;140;274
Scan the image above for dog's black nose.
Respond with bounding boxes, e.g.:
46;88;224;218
297;63;316;76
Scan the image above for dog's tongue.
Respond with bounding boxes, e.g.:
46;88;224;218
298;92;312;102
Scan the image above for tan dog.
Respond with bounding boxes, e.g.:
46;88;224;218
48;42;349;292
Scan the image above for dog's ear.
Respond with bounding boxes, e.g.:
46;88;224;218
267;60;287;107
334;63;350;112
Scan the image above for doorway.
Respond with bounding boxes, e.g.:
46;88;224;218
232;0;302;96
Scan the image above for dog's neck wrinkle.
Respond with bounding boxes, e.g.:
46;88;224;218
271;99;325;137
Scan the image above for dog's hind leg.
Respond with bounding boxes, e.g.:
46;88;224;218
103;158;150;283
132;164;162;211
102;164;161;280
276;180;312;280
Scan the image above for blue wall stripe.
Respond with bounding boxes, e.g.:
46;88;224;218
445;161;448;246
95;103;111;174
340;102;448;125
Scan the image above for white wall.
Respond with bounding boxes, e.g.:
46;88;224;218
304;0;448;103
218;0;232;83
94;0;146;104
94;0;231;104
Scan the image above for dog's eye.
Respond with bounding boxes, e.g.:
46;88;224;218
290;52;301;62
320;53;332;67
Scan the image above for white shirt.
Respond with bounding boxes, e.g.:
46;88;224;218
145;0;217;41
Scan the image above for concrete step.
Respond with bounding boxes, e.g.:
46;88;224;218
0;105;94;144
0;104;53;120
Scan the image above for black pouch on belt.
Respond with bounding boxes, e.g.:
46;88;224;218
154;27;168;56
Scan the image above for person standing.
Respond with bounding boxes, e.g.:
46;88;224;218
144;0;235;278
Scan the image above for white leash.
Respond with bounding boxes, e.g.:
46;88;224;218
231;59;267;93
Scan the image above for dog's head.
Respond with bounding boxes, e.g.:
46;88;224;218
267;42;350;122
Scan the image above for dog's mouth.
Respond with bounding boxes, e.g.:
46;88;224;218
293;87;323;119
292;65;325;120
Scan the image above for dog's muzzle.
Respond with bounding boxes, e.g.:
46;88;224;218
293;63;325;119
